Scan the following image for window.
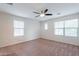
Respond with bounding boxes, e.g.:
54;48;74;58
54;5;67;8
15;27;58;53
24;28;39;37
65;19;78;37
65;29;77;37
44;23;48;30
14;20;24;36
54;19;78;37
54;21;64;35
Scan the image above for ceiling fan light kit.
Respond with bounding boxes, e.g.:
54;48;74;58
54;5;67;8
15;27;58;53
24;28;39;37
40;13;45;17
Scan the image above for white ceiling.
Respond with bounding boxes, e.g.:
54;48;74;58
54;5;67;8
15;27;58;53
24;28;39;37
0;3;79;21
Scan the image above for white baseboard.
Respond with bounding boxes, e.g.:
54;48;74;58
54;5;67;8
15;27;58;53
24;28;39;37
0;38;39;48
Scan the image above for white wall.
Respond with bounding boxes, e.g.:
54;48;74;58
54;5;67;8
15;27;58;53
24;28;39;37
0;12;40;48
0;11;79;48
40;13;79;46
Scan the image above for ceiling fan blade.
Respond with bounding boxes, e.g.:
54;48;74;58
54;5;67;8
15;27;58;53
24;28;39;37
33;12;40;14
44;9;48;13
45;14;52;16
35;15;40;17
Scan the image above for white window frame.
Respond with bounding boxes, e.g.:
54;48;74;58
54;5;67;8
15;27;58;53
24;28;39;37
14;20;24;36
54;21;64;35
54;19;78;37
44;23;48;30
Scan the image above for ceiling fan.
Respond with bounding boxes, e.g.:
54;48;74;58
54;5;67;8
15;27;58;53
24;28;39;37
33;9;53;17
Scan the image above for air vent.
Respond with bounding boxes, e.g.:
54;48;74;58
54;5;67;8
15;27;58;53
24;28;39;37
57;13;61;15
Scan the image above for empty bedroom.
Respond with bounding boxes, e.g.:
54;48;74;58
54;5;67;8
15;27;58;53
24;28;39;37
0;3;79;56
